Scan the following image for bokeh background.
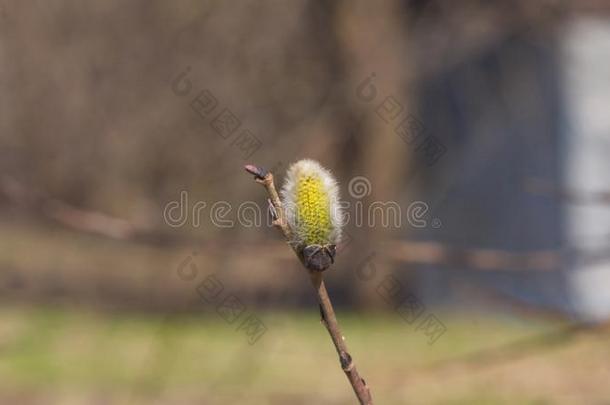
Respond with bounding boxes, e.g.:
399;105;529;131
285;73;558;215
1;1;610;404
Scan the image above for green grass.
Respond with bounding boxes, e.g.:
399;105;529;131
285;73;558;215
0;220;608;403
1;305;609;404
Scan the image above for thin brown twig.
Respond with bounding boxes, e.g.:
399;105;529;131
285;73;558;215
244;164;373;405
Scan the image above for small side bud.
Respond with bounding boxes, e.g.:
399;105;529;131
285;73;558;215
244;164;267;180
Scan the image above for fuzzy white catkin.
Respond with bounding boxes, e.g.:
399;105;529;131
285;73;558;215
281;159;343;247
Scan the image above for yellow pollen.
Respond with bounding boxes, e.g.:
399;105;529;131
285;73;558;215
296;175;331;245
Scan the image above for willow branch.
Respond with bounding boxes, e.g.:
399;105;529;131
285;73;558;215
244;164;373;405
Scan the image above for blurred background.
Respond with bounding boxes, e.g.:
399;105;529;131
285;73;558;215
1;1;610;403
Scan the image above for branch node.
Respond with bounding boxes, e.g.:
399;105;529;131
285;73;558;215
340;352;353;371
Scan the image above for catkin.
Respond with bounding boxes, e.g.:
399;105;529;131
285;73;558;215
281;159;343;247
